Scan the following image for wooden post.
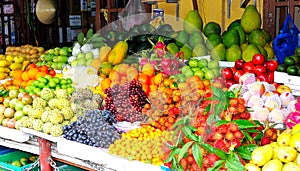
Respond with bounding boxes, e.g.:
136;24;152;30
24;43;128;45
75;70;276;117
38;137;52;171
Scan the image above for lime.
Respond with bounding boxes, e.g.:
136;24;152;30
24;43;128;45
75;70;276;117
66;78;73;84
198;59;208;68
38;82;46;89
208;60;219;69
32;80;40;87
205;70;215;80
33;88;41;94
60;79;68;85
48;81;57;88
44;74;52;81
38;77;48;84
203;22;221;37
55;86;61;90
212;69;219;77
184;69;194;78
19;88;26;93
52;77;60;84
61;84;68;89
67;87;74;95
181;65;191;74
194;70;205;79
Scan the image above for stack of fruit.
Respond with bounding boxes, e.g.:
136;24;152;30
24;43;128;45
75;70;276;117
5;154;39;167
24;75;73;96
246;124;300;170
12;64;56;88
0;89;33;129
20;88;77;137
277;47;300;76
38;47;72;70
63;109;121;148
5;45;44;63
109;125;173;165
222;54;278;87
0;54;29;80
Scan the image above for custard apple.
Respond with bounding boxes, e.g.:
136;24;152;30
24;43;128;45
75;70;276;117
49;111;64;124
42;122;53;134
48;98;59;109
32;119;44;131
60;107;74;120
50;124;63;137
40;88;54;101
33;97;47;109
41;110;51;122
54;89;68;99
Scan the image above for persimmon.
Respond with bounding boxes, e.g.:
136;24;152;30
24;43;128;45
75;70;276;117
21;72;29;81
101;78;111;90
138;73;150;85
38;65;48;73
25;63;36;71
27;68;39;80
13;70;23;80
35;72;47;79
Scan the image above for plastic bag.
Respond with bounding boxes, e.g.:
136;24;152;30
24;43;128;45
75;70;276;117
273;14;299;64
118;0;148;31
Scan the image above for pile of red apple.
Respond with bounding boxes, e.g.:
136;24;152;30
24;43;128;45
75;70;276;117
222;54;278;88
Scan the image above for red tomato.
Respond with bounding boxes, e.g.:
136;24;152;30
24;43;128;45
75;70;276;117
252;54;265;65
49;69;56;77
253;65;267;75
243;62;255;73
234;70;244;83
266;60;279;72
221;67;233;80
234;59;245;70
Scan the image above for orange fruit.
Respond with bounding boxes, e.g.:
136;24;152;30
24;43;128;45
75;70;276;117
20;81;28;88
13;70;23;80
101;78;111;91
25;63;36;71
35;72;47;79
142;84;150;95
163;78;172;87
27;68;39;80
142;63;155;77
149;84;158;92
138;73;150;85
116;64;130;76
13;78;22;86
21;72;29;81
154;73;164;85
27;80;34;86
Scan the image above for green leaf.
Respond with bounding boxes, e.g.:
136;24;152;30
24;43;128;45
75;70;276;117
245;129;260;133
178;141;193;161
204;104;212;113
232;119;258;130
253;132;263;143
186;125;197;132
175;131;183;147
165;148;181;163
225;153;244;171
235;144;258;160
182;126;199;142
241;130;252;143
183;116;191;125
192;143;203;169
77;32;85;45
206;114;221;126
211;86;226;101
216;120;230;127
166;141;174;149
207;160;224;171
172;118;185;129
201;143;227;160
86;28;94;40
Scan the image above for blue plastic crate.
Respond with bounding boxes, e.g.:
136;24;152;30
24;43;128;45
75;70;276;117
0;146;15;155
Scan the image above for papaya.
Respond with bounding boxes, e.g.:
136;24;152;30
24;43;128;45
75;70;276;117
89;58;102;70
99;46;112;63
107;41;128;65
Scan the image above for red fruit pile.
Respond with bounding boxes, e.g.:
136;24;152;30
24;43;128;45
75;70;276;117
222;54;278;87
207;123;243;153
220;97;251;121
260;128;277;146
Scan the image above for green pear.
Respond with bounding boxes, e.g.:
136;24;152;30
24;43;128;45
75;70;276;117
240;5;261;33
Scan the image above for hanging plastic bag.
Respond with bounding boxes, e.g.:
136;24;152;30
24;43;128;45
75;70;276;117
273;14;299;64
118;0;148;31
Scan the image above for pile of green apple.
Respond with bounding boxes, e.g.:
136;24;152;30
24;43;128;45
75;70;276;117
25;75;73;96
180;58;220;80
38;47;72;70
70;51;95;67
0;89;34;129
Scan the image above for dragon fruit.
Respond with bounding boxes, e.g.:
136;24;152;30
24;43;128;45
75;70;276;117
285;111;300;128
295;98;300;111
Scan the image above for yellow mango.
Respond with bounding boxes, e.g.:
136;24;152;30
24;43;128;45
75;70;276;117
107;41;128;65
99;46;112;63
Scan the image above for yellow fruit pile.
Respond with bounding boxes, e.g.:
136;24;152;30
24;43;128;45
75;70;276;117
5;45;44;63
108;125;173;165
246;124;300;170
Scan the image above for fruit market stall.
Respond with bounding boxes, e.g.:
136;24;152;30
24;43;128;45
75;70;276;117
1;3;300;171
